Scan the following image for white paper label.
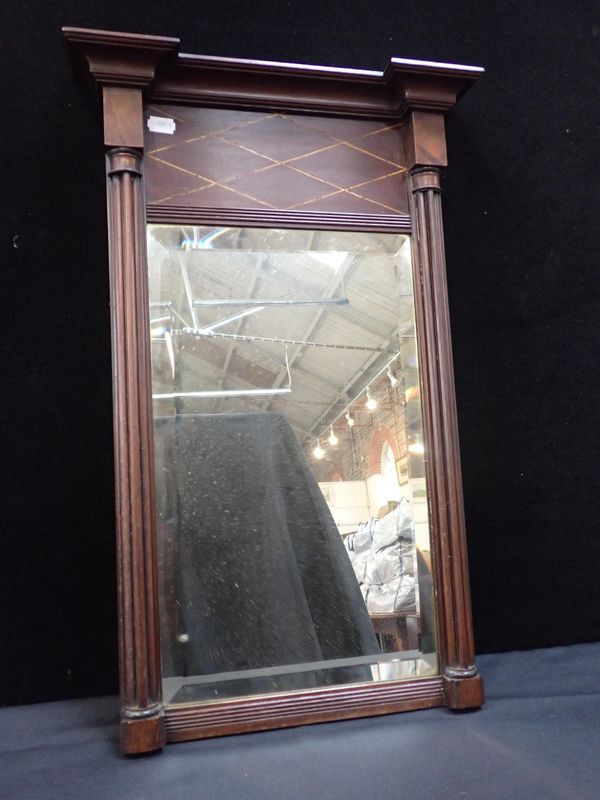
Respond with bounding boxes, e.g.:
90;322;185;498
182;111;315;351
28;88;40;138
147;116;176;135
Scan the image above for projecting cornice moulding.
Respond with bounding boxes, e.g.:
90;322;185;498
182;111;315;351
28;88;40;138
63;27;483;120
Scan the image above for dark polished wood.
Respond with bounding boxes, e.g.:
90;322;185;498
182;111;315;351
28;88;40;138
165;677;444;742
144;104;410;214
409;165;484;709
64;26;484;753
103;87;144;148
405;111;448;169
149;57;479;119
63;27;179;89
146;205;411;232
106;144;165;754
63;27;482;118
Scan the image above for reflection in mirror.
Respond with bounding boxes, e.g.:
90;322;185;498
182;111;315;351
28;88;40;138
147;225;438;705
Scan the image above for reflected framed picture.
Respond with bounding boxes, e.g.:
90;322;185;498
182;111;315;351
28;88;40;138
396;456;409;486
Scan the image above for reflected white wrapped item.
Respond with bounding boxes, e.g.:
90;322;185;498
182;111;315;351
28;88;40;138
350;551;369;583
365;575;416;613
344;502;418;613
371;510;399;549
399;548;415;576
346;525;372;555
364;546;404;585
393;575;416;612
371;500;414;550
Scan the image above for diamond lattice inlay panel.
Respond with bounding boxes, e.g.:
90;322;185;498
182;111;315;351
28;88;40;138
144;104;408;215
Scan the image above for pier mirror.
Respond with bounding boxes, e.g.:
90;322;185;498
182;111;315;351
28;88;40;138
63;27;484;754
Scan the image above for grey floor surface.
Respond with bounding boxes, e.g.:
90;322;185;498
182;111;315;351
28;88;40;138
1;643;599;800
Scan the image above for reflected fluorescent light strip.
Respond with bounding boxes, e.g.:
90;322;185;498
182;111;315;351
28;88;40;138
153;387;291;399
193;298;349;307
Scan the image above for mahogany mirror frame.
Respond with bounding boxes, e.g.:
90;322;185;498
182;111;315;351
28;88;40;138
63;27;485;755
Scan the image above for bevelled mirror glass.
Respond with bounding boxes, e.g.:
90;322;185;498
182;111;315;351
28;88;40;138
147;224;438;705
63;26;484;754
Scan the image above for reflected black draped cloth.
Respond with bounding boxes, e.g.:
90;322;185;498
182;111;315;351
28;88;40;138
157;412;379;678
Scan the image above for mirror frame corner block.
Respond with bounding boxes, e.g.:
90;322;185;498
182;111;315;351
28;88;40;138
62;26;485;755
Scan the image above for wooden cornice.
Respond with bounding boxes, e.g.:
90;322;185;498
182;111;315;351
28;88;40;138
62;27;483;119
62;27;180;89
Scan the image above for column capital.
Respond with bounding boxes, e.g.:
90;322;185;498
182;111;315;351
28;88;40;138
106;147;143;176
410;167;442;192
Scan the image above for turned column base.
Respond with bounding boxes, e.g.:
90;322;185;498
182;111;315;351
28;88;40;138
121;712;166;755
443;672;485;710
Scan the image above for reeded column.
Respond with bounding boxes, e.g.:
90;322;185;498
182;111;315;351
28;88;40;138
410;165;484;709
106;146;164;752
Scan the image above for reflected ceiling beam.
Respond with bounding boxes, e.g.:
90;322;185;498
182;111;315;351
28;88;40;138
193;298;349;307
153;361;303;409
287;364;349;397
213;253;264;410
261;253;355;410
332;306;399;343
304;335;396;439
153;387;291;399
149;300;192;328
177;251;199;329
175;334;346;399
290;422;312;439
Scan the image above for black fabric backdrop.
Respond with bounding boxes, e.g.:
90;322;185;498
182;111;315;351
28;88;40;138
1;0;599;706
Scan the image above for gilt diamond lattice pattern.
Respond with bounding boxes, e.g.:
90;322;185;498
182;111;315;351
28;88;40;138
144;104;409;215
